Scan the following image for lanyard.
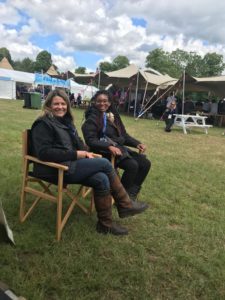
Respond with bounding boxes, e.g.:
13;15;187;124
102;112;107;136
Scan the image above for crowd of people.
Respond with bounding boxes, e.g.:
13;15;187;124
69;92;82;107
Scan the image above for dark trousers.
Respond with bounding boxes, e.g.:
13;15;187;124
117;153;151;190
64;158;114;194
165;118;175;131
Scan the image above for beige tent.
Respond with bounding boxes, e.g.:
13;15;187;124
72;64;177;89
101;64;177;89
174;73;225;97
193;75;225;97
46;65;59;76
0;57;13;70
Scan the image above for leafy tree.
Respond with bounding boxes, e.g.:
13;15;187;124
169;49;190;77
112;55;129;70
145;48;174;76
13;57;35;73
0;47;13;64
145;48;225;78
201;53;225;76
34;50;52;73
75;66;86;74
185;52;203;77
99;61;114;72
100;55;130;72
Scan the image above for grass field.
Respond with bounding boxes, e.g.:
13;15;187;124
1;99;225;300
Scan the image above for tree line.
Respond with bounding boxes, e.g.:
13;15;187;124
1;47;224;78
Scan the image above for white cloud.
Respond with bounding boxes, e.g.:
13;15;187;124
1;0;225;70
52;54;76;72
0;2;20;25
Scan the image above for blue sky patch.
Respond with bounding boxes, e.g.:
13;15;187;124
74;51;102;70
31;34;60;52
132;17;147;28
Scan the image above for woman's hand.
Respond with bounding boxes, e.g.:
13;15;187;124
137;143;146;153
108;146;122;156
77;151;95;159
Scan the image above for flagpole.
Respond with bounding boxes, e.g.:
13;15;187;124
98;67;101;89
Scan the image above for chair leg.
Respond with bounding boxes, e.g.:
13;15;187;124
20;159;29;221
56;169;64;241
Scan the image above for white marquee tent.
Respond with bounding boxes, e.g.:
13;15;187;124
0;68;99;100
0;68;34;99
70;79;98;99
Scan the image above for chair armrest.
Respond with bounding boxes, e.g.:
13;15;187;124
91;153;102;158
25;155;69;171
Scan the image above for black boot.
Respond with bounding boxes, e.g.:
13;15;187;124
96;221;128;235
108;173;149;218
94;192;128;236
126;185;141;201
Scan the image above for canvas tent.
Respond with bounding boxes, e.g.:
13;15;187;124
99;64;176;89
46;65;59;77
181;73;225;97
0;57;14;70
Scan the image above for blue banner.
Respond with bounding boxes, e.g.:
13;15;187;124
34;73;70;88
0;76;12;81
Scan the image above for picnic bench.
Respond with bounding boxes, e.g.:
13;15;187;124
173;114;213;134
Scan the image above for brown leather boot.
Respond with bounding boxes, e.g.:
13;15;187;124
94;192;128;235
108;173;149;218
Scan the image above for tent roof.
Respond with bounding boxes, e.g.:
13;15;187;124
0;57;14;70
174;73;225;97
69;64;177;89
194;75;225;82
0;68;34;84
106;64;139;78
46;65;59;76
140;70;177;87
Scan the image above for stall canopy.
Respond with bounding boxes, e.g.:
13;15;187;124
0;68;34;84
70;79;98;99
172;73;225;97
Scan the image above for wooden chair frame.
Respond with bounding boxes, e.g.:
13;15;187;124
20;130;95;241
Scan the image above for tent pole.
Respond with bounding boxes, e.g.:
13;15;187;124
136;85;174;119
140;79;148;114
182;69;185;114
41;69;45;99
98;67;101;89
134;70;140;117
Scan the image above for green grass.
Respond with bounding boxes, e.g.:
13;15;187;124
1;99;225;300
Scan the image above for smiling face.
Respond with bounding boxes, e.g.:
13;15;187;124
95;93;111;112
50;96;68;117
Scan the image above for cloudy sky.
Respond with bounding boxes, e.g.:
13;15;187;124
1;0;225;72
